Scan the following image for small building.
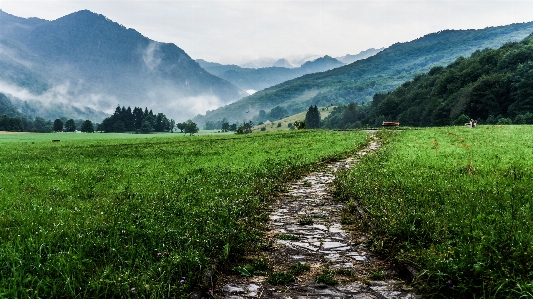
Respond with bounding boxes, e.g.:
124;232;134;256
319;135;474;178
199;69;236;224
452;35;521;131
382;121;400;127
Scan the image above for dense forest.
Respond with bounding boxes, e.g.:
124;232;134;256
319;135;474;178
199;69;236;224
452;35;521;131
322;33;533;128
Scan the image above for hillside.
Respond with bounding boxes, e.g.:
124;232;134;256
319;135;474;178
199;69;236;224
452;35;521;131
194;22;533;125
362;33;533;126
197;55;344;92
251;106;335;133
0;10;246;122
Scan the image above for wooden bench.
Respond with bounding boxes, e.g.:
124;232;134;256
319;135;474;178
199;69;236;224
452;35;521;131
52;140;60;142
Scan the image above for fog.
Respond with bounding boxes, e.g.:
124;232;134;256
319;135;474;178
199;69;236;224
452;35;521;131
0;76;234;123
0;38;240;123
142;42;162;71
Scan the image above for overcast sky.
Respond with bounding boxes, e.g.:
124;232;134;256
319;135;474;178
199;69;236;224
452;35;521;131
1;0;533;65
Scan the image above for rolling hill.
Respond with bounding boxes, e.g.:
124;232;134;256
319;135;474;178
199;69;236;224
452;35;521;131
194;22;533;125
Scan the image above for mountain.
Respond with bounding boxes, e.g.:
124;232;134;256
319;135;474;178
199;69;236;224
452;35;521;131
194;22;533;125
299;55;344;72
273;58;294;68
240;58;279;68
0;10;246;122
197;55;344;92
336;48;384;64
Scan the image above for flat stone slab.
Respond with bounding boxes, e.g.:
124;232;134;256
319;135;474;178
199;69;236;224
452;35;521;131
322;241;348;249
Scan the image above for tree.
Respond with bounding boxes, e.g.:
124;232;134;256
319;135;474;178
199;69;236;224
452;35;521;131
169;119;176;132
65;119;76;132
113;121;126;133
177;122;185;133
184;120;199;135
140;120;153;133
221;118;230;132
453;114;471;126
268;106;289;120
53;119;63;132
305;105;320;129
133;107;144;130
294;120;306;130
154;113;167;132
80;120;94;133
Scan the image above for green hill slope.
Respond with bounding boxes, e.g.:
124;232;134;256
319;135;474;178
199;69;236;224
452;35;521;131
195;22;533;125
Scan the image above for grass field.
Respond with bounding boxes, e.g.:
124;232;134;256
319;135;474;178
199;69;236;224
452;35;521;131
0;131;234;143
334;125;533;298
0;130;369;298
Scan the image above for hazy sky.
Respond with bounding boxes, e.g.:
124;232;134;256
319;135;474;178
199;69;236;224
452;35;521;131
1;0;533;65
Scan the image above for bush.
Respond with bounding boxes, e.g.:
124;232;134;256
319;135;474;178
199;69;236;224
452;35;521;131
453;114;471;126
316;270;338;285
289;263;311;276
497;117;513;125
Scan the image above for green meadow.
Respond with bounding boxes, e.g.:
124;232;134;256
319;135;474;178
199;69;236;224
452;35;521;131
334;125;533;298
0;130;368;298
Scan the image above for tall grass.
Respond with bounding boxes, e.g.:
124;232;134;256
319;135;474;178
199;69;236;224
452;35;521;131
0;131;369;298
334;126;533;298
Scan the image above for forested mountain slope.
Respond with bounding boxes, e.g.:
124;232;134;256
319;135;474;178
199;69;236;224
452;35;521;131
0;10;245;121
361;33;533;127
195;22;533;125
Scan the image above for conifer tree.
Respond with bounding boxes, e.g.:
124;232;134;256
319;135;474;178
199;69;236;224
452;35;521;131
305;105;320;129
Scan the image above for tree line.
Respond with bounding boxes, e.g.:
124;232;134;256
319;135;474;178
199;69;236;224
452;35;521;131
0;115;96;133
97;105;175;133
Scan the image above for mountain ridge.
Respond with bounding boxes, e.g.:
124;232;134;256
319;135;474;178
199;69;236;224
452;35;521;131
194;22;533;125
197;55;344;92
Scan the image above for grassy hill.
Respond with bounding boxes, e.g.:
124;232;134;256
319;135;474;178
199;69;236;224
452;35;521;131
251;106;335;132
194;22;533;126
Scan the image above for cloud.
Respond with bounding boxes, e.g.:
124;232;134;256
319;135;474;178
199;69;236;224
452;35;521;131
0;80;118;116
139;83;224;121
142;42;162;71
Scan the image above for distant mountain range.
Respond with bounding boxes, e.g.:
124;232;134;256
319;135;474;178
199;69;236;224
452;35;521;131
335;48;384;64
197;55;345;92
0;9;246;122
194;22;533;125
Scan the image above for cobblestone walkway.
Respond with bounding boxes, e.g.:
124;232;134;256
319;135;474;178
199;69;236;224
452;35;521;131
217;136;416;299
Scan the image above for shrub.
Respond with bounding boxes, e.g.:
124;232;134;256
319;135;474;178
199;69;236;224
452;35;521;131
267;272;295;285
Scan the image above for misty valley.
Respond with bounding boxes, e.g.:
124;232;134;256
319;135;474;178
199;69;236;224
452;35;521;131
2;7;533;299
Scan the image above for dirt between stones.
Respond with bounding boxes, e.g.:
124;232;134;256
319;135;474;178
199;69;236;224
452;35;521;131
215;135;417;299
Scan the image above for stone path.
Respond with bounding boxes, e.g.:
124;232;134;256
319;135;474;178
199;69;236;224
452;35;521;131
217;136;416;299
